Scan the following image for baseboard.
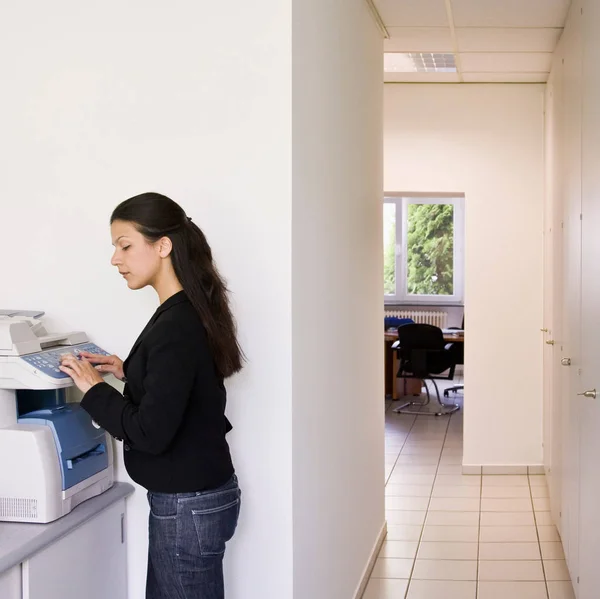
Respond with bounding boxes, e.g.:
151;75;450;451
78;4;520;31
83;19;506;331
462;464;546;475
353;520;388;599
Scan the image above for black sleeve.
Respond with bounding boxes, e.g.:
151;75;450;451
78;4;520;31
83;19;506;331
81;323;198;455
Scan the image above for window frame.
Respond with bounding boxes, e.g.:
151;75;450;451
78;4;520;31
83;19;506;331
384;194;465;305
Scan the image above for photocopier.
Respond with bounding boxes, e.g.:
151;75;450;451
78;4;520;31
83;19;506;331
0;310;114;523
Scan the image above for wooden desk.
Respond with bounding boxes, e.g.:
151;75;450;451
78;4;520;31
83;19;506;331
385;331;464;400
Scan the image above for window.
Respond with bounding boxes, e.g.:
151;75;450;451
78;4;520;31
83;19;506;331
384;195;464;304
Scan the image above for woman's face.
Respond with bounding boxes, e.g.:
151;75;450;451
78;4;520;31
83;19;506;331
110;220;163;290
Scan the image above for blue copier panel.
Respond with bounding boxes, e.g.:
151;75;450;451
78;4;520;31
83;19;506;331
19;403;108;490
19;343;110;380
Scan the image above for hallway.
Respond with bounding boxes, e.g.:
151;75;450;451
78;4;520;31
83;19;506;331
363;388;575;599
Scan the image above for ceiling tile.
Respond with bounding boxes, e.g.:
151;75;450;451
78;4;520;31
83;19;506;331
384;71;461;83
460;52;553;72
462;72;549;83
450;0;571;28
374;0;449;27
386;27;454;52
456;27;562;53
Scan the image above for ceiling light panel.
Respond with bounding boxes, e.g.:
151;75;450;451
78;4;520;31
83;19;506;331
384;53;457;73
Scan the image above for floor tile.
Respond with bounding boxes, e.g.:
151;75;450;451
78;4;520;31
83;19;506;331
544;560;571;581
480;512;536;526
534;511;554;526
386;496;430;511
417;542;478;560
441;447;463;456
439;455;463;465
385;525;423;542
478;581;548;599
481;486;531;499
396;454;441;465
387;474;436;486
483;475;529;487
533;497;551;512
422;525;479;542
481;498;533;512
386;511;427;526
371;557;414;579
478;560;544;581
537;525;560;542
541;542;565;560
426;511;480;526
429;497;480;512
378;540;419;559
529;476;548;487
403;441;444;449
435;474;481;486
385;484;432;497
531;486;549;498
400;449;442;458
362;577;410;599
392;465;439;476
406;580;476;599
547;581;576;599
480;526;538;543
479;542;541;560
432;485;480;498
412;559;477;581
437;464;463;475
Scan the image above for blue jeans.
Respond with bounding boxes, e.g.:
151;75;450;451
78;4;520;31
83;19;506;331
146;475;241;599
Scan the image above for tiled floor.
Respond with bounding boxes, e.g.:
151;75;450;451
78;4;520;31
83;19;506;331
362;382;576;599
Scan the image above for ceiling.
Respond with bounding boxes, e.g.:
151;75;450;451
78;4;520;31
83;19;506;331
373;0;572;83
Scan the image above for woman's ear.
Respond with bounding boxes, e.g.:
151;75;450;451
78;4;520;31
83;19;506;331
158;236;173;258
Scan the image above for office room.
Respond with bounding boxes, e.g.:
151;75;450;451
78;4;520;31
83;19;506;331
371;1;598;598
0;1;598;599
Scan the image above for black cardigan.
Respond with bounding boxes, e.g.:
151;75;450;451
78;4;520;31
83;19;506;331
81;291;234;493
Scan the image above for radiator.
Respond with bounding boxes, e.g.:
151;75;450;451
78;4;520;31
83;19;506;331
385;309;448;329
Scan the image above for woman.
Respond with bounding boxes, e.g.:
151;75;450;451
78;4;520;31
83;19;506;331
60;192;243;599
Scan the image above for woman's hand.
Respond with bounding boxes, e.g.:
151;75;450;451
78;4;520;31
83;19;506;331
59;354;105;394
78;351;125;381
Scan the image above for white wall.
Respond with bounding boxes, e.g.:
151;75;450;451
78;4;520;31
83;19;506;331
384;84;545;467
292;1;384;598
0;2;293;598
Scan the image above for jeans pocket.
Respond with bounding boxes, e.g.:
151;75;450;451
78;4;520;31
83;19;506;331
148;492;178;520
191;491;241;557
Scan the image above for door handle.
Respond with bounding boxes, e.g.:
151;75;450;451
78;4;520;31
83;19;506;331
541;328;549;332
577;389;597;399
546;340;555;345
561;358;572;366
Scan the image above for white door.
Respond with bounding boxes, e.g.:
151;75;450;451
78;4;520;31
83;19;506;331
576;1;600;596
543;63;565;527
559;0;583;588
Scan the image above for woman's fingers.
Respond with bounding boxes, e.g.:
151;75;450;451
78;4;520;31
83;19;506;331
61;355;84;376
78;352;113;364
59;364;76;378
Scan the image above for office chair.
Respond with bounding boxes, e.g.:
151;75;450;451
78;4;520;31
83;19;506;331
444;315;464;398
384;316;414;330
392;323;460;416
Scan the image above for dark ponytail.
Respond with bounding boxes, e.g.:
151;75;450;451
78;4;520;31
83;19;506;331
111;192;244;378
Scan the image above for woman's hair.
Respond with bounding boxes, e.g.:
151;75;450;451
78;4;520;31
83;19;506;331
111;192;244;378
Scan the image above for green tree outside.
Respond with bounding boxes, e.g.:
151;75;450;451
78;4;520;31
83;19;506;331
383;205;396;295
406;203;454;295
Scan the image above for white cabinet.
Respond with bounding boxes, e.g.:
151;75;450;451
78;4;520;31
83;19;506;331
0;565;21;599
22;500;127;599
